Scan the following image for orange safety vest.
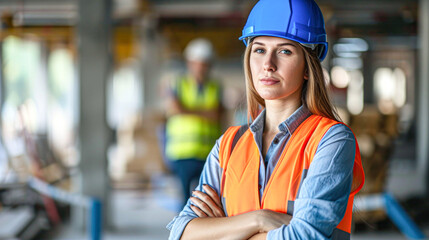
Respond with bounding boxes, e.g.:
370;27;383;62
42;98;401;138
219;115;364;239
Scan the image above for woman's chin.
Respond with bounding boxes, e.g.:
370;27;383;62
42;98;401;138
262;96;278;101
258;92;281;101
257;90;278;100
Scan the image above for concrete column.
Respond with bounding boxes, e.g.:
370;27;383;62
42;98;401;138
76;0;112;230
417;0;429;196
138;14;163;111
0;43;4;127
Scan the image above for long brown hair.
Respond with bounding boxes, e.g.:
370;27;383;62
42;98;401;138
243;39;340;123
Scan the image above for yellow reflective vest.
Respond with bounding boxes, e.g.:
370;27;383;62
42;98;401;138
166;76;221;161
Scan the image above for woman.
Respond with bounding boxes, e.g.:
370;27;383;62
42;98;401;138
167;0;364;239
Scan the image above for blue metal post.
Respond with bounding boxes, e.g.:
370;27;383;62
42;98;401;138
384;193;426;239
89;198;102;240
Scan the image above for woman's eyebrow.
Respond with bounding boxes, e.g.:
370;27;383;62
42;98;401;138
277;43;297;48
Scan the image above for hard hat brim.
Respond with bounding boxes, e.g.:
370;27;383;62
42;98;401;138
239;34;328;61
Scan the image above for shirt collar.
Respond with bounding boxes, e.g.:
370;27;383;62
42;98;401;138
250;105;312;135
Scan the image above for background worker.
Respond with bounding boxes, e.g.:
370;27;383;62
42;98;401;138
167;0;364;239
165;38;222;207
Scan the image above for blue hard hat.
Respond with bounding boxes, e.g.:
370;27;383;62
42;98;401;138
239;0;329;61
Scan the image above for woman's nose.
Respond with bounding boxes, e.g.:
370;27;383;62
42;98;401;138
263;54;277;72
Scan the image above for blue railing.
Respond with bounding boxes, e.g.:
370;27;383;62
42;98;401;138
28;176;102;240
354;193;426;239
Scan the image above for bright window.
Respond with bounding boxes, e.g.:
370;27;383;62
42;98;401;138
374;67;407;114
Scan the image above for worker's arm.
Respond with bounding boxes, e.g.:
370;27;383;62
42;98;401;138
180;211;260;240
267;124;356;239
181;209;291;240
248;233;267;240
188;185;291;240
166;136;225;239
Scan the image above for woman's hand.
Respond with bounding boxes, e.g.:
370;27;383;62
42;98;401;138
190;184;226;218
256;209;292;232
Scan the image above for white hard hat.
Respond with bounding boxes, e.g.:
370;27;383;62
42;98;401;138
184;38;214;62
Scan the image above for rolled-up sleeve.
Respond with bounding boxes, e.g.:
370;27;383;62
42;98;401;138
267;124;356;239
167;135;224;240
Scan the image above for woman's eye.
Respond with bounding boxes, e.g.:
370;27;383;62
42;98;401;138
280;49;292;55
254;48;265;54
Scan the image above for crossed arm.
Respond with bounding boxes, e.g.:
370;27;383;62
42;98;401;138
168;124;356;240
181;184;291;240
167;96;221;120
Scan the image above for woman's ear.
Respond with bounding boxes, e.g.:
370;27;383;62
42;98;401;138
304;69;309;80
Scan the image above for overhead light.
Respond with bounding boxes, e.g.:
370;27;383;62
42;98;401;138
337;38;369;52
332;57;363;70
334;51;361;58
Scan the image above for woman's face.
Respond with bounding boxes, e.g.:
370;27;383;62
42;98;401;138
250;36;307;103
187;60;210;83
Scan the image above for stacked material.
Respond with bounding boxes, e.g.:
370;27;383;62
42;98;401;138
349;106;398;225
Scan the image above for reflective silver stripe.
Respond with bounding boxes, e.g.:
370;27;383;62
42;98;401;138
332;228;350;240
294;169;350;239
296;169;308;198
230;125;249;156
287;168;308;215
223;125;247;218
287;200;294;215
287;201;350;239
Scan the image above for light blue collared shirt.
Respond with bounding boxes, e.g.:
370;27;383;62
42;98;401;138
167;106;356;239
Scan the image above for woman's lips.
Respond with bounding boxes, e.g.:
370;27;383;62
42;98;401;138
260;78;280;86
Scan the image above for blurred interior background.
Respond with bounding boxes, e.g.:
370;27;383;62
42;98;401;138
0;0;428;239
